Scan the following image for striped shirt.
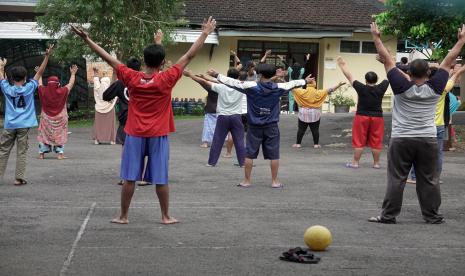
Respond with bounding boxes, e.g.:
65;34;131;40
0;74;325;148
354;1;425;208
298;107;321;123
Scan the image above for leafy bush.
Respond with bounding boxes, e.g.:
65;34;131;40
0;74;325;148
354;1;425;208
330;88;355;107
68;109;95;120
191;105;204;116
173;107;185;116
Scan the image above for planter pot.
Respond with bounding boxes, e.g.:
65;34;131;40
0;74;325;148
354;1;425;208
334;105;350;113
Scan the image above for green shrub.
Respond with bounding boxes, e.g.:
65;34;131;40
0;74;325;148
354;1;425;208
173;107;185;116
68;109;95;120
191;105;204;116
330;88;355;107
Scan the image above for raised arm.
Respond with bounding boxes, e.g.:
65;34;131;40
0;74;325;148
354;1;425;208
183;69;213;91
176;17;216;69
33;66;43;86
440;25;465;71
0;58;6;80
71;25;122;69
336;57;355;85
327;81;346;94
260;50;271;64
230;50;242;70
370;22;395;72
93;68;101;92
34;44;54;81
277;76;310;91
278;55;289;69
65;65;78;91
207;69;256;93
154;29;163;45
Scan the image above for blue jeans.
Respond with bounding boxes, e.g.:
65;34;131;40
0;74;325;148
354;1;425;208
39;142;64;154
410;125;445;180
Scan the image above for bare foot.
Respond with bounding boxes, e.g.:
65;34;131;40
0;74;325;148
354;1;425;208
237;182;251;188
271;181;283;188
39;153;45;159
314;144;321;149
161;216;179;225
111;217;129;224
292;144;301;148
223;153;233;158
200;143;208;148
57;154;67;160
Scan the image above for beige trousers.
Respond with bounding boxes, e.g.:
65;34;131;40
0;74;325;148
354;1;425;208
0;128;30;180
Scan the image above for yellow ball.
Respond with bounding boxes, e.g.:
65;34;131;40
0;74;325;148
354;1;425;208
304;225;332;251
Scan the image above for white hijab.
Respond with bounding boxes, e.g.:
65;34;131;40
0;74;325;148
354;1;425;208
94;76;117;113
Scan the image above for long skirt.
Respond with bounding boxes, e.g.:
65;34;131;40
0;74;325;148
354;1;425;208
37;108;68;146
92;109;116;143
201;113;217;144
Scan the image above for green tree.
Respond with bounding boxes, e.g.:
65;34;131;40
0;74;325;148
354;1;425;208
36;0;185;60
375;0;465;60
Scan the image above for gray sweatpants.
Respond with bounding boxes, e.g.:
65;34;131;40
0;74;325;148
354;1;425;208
381;137;443;223
0;128;30;180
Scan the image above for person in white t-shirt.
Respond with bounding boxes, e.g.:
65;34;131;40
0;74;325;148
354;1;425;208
184;68;246;167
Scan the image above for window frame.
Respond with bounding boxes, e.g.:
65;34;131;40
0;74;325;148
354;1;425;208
339;40;378;55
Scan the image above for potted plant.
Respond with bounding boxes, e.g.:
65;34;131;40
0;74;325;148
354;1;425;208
330;87;355;113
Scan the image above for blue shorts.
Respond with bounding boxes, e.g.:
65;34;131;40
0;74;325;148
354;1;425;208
120;135;169;185
246;124;280;160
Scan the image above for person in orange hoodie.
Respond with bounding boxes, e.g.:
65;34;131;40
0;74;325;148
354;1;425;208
291;79;345;149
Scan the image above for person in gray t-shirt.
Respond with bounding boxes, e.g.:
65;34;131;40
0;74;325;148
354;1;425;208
367;22;465;224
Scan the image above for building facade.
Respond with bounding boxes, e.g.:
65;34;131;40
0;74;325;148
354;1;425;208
1;0;399;112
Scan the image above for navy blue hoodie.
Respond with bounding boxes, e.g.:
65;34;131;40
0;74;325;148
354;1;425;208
217;74;306;126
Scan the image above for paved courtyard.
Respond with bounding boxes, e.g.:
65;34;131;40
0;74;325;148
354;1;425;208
1;114;464;276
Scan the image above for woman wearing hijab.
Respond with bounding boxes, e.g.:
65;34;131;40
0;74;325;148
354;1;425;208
37;65;78;159
92;67;117;145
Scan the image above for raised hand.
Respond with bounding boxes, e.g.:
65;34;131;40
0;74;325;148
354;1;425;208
183;68;193;77
207;68;219;78
304;74;315;83
336;56;346;67
70;25;89;40
458;24;465;41
70;64;78;75
375;54;385;64
46;44;54;56
370;22;381;38
306;53;311;60
230;50;237;56
201;16;217;35
0;58;7;67
154;29;163;45
264;50;271;56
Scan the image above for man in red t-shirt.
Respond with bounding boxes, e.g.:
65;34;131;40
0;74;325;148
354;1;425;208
72;17;217;225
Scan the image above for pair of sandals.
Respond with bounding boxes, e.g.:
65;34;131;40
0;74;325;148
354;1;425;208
279;247;321;264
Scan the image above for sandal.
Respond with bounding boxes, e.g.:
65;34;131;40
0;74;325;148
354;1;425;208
237;183;251;188
345;162;359;169
368;216;396;224
280;247;321;264
14;179;28;186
